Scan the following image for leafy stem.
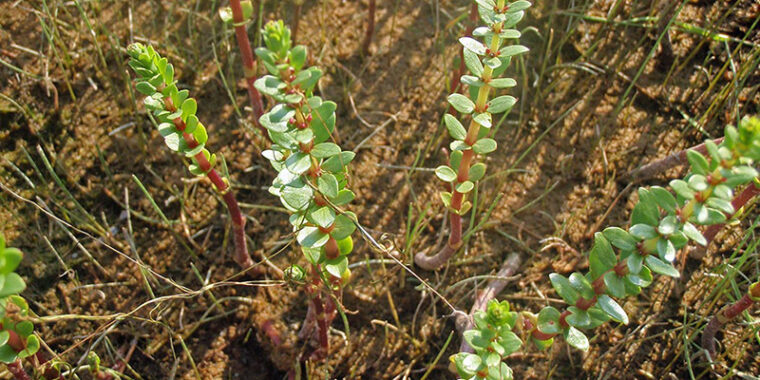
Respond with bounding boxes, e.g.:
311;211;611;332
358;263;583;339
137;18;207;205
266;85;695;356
415;0;531;270
127;43;254;270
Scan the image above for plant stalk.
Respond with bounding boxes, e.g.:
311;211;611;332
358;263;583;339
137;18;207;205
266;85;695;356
701;282;760;357
625;138;723;181
7;360;31;380
228;0;267;137
361;0;376;56
165;98;254;270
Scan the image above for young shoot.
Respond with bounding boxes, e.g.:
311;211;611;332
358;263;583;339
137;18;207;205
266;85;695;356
254;20;357;358
127;43;255;270
415;0;532;270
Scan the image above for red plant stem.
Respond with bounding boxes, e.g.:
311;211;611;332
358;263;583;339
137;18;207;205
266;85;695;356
456;253;521;353
701;291;757;356
701;182;760;245
414;148;473;270
7;360;31;380
228;0;266;137
361;0;376;56
164;98;254;270
310;265;329;356
625;138;724;181
260;319;283;346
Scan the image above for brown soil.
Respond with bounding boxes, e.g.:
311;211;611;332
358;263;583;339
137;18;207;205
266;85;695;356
1;0;760;379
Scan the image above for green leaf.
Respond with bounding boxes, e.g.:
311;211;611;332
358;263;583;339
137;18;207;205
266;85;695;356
135;81;155;95
181;98;197;121
324;257;348;278
463;330;491;350
507;1;532;12
192;123;208;145
631;188;659;226
311;101;337;143
435;166;457;182
444;114;467;140
311;143;341;158
627;253;644;274
322;151;355;173
297;226;329;248
0;248;22;274
469;163;486;182
285;152;312;175
564;326;589;351
566;306;591;328
487;95;516;114
650;186;677;214
489;78;517;88
589;232;617;279
602;227;636;251
472;138;497;154
686;150;710;175
568;272;594;299
448;94;475;114
597;294;628;324
0;332;8;347
537;306;562;335
682;222;706;246
657;215;678;236
460;353;482;375
440;191;452;208
18;336;39;359
317;173;339;198
330;213;356;240
645;255;680;278
281;184;312;210
656;238;676;262
629;224;657;240
460;75;483;87
498;45;529;58
604;271;626;298
456;181;474;193
163;63;174;85
0;344;18;364
463;49;483;77
459;37;486;55
549;273;578;304
670;179;695;199
687;174;709;192
473;112;492;128
259;104;294;132
163;133;180;151
184;114;199;134
290;45;307;70
330;189;355;206
706;197;734;215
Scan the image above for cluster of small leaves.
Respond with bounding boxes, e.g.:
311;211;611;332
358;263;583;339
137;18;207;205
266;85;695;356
533;116;760;351
0;234;39;364
127;43;218;177
436;0;530;215
452;300;522;380
254;21;356;280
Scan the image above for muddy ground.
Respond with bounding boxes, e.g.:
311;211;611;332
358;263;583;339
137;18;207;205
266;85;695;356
1;0;760;379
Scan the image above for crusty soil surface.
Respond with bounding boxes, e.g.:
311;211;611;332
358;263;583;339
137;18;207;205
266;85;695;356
1;0;759;379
